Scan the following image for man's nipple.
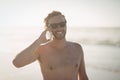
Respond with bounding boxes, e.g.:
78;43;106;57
49;66;53;70
75;64;78;68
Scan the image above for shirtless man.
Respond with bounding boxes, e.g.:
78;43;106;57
13;11;88;80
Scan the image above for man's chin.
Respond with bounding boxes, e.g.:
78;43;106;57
52;33;66;40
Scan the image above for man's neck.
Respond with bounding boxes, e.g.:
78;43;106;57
51;38;67;49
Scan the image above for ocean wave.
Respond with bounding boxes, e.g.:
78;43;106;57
87;64;120;73
67;27;120;46
78;39;120;46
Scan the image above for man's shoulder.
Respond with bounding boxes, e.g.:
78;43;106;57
67;41;83;55
67;41;82;48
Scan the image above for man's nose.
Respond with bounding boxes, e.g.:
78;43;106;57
57;24;61;28
56;25;63;30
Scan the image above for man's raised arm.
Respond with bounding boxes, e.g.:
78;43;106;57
12;30;48;68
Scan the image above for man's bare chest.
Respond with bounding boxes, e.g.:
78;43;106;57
39;48;81;70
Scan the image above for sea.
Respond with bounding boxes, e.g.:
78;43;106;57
0;26;120;80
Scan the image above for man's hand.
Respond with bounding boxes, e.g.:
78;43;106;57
38;29;50;44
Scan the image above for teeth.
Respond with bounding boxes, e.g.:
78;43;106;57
57;32;62;34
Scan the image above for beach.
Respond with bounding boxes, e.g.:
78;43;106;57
83;44;120;80
0;26;120;80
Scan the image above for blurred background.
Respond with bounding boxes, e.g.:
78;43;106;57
0;0;120;80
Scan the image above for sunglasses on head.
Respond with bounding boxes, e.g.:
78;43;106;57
48;21;66;29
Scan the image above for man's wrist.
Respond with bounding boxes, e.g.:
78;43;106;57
35;39;41;45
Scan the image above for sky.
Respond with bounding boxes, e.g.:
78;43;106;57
0;0;120;27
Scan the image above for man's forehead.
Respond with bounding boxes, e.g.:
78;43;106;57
48;15;66;24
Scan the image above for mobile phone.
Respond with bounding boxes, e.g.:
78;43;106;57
46;31;52;40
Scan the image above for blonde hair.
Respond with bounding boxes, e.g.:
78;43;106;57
44;10;66;27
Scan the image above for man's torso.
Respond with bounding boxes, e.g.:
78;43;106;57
37;42;82;80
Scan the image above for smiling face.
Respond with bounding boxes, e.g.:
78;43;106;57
47;15;67;40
